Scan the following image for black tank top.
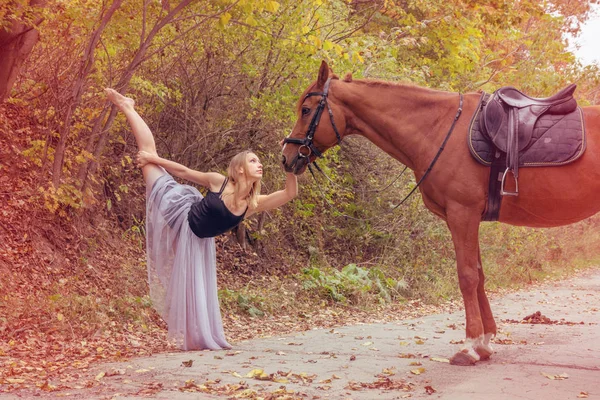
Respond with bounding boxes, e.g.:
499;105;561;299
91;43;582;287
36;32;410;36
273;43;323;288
188;178;247;238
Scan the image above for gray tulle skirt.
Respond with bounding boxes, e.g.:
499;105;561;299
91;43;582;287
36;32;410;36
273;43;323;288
146;173;230;350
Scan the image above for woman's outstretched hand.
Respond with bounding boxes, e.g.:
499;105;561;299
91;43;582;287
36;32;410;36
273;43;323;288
137;150;155;168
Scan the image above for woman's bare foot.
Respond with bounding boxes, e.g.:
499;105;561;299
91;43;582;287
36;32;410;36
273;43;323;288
105;88;135;110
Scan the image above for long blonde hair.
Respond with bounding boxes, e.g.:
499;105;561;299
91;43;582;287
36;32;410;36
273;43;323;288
227;150;261;210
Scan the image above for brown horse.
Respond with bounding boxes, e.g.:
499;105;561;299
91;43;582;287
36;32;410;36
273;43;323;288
281;61;600;366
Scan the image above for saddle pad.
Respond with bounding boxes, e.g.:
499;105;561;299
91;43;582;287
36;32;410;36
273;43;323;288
468;92;586;166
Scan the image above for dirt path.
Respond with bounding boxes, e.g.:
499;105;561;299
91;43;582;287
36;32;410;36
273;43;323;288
5;269;599;399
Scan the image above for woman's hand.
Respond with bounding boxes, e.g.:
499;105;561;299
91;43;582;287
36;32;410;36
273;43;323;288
137;150;155;168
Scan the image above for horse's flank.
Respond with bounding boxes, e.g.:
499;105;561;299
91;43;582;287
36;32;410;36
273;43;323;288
319;76;600;227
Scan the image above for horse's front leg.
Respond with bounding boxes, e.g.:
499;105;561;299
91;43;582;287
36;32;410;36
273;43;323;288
446;206;486;365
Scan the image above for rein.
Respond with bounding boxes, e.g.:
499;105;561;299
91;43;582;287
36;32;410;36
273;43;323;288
308;93;464;221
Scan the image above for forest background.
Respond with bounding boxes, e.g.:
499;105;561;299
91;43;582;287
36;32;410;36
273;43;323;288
2;0;600;393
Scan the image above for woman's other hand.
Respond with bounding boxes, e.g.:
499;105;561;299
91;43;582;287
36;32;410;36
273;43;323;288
137;150;154;168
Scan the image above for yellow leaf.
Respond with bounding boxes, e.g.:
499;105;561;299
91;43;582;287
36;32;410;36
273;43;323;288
6;378;25;384
302;26;311;34
95;372;105;381
246;368;264;378
232;389;258;398
430;357;450;363
56;313;64;321
410;367;426;375
246;15;257;27
310;35;321;48
541;372;569;380
256;372;271;380
323;40;334;51
265;1;279;13
219;12;232;27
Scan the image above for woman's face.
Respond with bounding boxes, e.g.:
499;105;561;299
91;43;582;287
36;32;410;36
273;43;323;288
245;153;263;180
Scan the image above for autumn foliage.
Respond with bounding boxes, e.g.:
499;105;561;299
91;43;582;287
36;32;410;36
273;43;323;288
1;0;600;395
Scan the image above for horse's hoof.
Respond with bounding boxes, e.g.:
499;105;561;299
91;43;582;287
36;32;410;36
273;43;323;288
449;349;478;366
475;345;493;361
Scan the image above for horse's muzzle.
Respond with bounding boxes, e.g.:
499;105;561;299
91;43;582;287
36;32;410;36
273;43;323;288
282;154;308;175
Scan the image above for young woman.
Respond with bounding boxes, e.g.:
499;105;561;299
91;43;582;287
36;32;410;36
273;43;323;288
105;88;298;350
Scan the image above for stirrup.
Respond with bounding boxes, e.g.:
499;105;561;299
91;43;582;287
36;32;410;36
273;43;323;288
500;168;519;196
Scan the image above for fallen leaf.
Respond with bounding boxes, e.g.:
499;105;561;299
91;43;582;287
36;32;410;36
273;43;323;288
541;372;569;380
105;368;126;376
246;369;264;378
410;367;426;375
425;385;437;394
181;360;193;367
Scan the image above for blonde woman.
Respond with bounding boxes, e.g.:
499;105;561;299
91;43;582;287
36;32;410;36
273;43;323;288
105;88;298;350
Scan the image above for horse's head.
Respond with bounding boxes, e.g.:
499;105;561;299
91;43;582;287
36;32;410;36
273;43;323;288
282;61;346;174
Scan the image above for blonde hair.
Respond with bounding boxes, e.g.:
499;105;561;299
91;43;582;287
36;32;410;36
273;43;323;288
227;150;261;210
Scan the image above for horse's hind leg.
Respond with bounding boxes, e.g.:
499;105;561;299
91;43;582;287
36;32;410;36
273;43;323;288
475;245;496;360
446;206;486;366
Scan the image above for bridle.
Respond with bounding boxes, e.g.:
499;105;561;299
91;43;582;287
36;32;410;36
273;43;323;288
282;77;342;161
283;78;464;221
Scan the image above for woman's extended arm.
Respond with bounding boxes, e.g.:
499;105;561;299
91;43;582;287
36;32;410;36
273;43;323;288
137;150;224;190
247;173;298;217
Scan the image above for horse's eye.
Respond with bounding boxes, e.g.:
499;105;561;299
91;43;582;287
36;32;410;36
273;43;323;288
301;107;311;116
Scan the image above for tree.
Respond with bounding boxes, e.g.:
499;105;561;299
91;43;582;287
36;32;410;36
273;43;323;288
0;0;46;101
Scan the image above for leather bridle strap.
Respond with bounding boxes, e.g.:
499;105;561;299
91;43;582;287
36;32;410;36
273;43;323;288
283;77;342;159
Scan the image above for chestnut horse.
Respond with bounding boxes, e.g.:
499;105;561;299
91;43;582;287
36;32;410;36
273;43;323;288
281;61;600;366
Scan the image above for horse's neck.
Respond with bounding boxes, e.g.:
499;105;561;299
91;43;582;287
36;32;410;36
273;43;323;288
339;81;457;171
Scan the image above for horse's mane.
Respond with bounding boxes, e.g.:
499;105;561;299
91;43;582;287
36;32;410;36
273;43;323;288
340;72;436;94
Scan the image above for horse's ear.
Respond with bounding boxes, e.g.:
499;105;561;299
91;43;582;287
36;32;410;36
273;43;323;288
317;60;329;87
343;72;352;82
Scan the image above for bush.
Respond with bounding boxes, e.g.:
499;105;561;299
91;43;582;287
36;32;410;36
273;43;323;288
300;264;402;305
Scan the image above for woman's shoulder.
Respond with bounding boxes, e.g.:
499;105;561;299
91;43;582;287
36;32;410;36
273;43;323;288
203;172;227;192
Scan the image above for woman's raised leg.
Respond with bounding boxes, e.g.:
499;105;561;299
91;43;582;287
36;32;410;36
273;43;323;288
105;88;164;188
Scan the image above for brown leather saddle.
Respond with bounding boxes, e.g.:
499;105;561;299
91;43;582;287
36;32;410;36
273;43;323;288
468;85;586;220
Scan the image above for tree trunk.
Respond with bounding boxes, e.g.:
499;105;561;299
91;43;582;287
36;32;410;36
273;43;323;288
51;0;124;187
77;0;211;190
0;0;46;102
